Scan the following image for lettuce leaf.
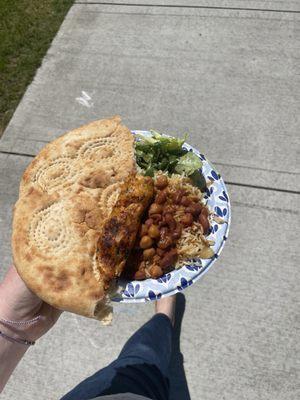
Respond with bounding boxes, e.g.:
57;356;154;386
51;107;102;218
175;152;202;175
135;131;203;180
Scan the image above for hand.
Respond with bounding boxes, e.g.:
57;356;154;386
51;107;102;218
0;265;62;341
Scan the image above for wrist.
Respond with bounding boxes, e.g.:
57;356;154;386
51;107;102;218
0;315;41;345
0;290;40;341
0;284;41;322
0;322;29;342
0;304;38;324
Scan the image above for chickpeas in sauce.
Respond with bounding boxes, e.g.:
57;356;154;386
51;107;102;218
132;174;210;280
139;236;153;249
148;224;160;239
155;175;168;189
143;248;156;260
155;191;167;204
149;203;163;215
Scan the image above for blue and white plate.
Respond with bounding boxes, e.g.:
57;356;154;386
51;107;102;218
111;131;231;302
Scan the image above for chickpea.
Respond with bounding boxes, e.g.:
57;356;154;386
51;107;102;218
140;235;153;249
143;247;156;260
145;218;154;227
181;196;192;206
181;213;193;227
199;213;209;234
155;191;167;204
149;203;163;215
149;264;163;278
186;203;202;217
155;175;168;189
134;270;146;280
148;224;160;239
140;224;148;237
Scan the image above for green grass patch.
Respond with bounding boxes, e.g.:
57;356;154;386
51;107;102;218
0;0;74;136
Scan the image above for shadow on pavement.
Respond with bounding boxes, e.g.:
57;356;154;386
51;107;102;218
168;293;191;400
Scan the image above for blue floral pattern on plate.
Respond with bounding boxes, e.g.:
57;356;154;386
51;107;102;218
112;131;231;303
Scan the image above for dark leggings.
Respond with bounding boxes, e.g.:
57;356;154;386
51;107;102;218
61;314;173;400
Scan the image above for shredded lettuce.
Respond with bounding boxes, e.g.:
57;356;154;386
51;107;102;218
135;131;203;181
175;152;202;175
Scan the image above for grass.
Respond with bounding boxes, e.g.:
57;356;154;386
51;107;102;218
0;0;74;136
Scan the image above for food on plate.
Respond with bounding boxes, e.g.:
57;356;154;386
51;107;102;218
123;173;214;281
12;116;216;320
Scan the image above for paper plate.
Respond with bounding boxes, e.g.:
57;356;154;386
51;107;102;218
111;131;231;302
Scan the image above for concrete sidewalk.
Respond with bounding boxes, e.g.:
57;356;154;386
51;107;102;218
0;2;299;399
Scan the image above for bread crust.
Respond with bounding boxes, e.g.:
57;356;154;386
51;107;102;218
12;116;135;320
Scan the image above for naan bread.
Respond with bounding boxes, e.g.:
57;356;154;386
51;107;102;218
12;116;135;321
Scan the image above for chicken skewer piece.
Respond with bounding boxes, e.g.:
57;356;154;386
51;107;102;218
96;175;154;287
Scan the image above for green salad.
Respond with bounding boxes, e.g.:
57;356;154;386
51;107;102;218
135;131;206;190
